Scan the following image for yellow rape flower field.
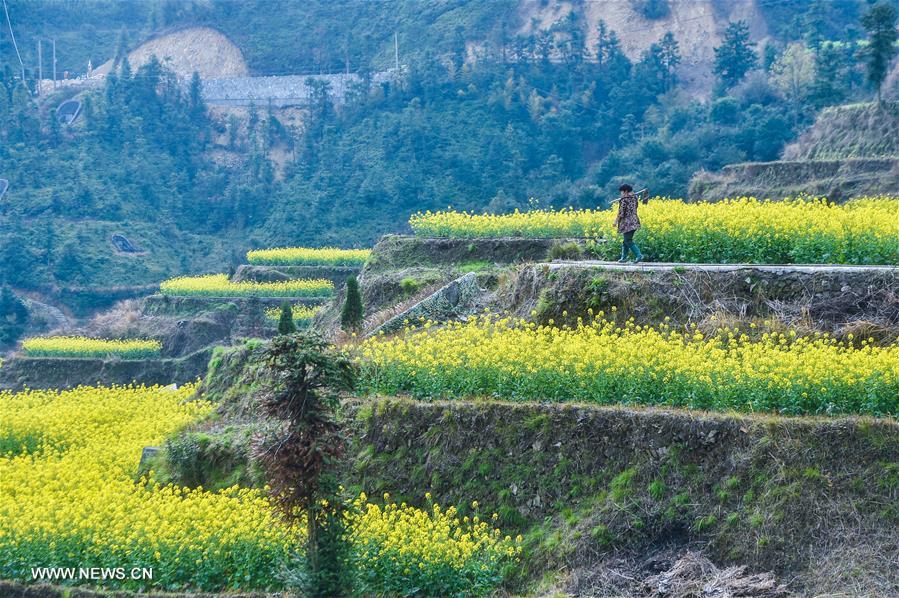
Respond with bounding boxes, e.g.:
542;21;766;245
159;274;334;298
0;385;519;592
358;316;899;416
246;246;371;266
409;197;899;265
21;337;162;359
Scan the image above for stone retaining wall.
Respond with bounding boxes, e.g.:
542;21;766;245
501;262;899;338
232;264;360;285
0;349;213;391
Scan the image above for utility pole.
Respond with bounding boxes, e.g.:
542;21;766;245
52;38;56;88
37;38;42;96
394;32;399;70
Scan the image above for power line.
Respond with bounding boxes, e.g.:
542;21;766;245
2;0;25;80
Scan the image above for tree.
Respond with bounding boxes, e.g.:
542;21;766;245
861;0;898;102
340;276;363;332
253;334;356;596
762;43;779;73
631;0;670;20
0;286;28;346
714;21;758;88
595;21;630;78
277;301;297;334
769;43;815;105
636;44;668;96
812;42;848;106
658;32;681;92
188;72;207;123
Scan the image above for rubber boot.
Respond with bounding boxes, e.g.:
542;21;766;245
618;242;629;263
631;242;643;263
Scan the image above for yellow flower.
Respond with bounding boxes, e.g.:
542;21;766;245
160;274;333;298
246;246;370;266
21;336;161;359
356;315;897;417
408;197;899;265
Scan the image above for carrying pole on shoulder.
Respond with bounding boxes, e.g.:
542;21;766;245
610;188;649;205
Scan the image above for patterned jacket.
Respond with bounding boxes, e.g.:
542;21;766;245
615;193;641;234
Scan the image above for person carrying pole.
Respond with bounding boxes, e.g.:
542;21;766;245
613;183;644;263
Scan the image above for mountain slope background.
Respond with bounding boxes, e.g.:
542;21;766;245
0;0;888;302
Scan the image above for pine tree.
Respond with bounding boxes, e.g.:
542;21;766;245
861;0;898;102
278;301;297;335
658;32;681;92
812;42;847;107
714;21;757;88
252;334;355;596
340;276;363;332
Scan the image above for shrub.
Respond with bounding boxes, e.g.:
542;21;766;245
264;304;321;328
549;242;583;260
277;302;298;335
0;287;28;346
341;276;364;332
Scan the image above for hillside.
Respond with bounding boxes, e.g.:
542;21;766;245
94;27;249;79
108;228;897;596
1;196;896;595
0;0;890;328
691;102;899;200
520;0;768;94
783;101;899;159
2;2;898;596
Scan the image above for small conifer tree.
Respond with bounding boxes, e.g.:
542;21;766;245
340;276;363;332
278;301;297;335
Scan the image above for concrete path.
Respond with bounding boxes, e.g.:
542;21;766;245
548;261;899;274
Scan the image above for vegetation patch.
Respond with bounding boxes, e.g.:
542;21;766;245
357;316;898;416
410;198;899;264
20;336;162;359
159;274;334;298
263;304;321;327
245;247;370;266
344;397;898;594
0;384;521;594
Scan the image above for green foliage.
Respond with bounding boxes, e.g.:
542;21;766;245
399;276;424;297
277;301;298;335
0;287;28;346
630;0;670;20
710;96;740;125
548;242;582;260
341;276;364;332
0;2;888;290
861;1;898;101
252;332;356;596
457;260;491;273
714;21;758;88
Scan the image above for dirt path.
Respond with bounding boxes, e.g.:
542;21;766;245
549;260;899;274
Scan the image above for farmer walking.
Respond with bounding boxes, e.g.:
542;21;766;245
614;183;644;263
